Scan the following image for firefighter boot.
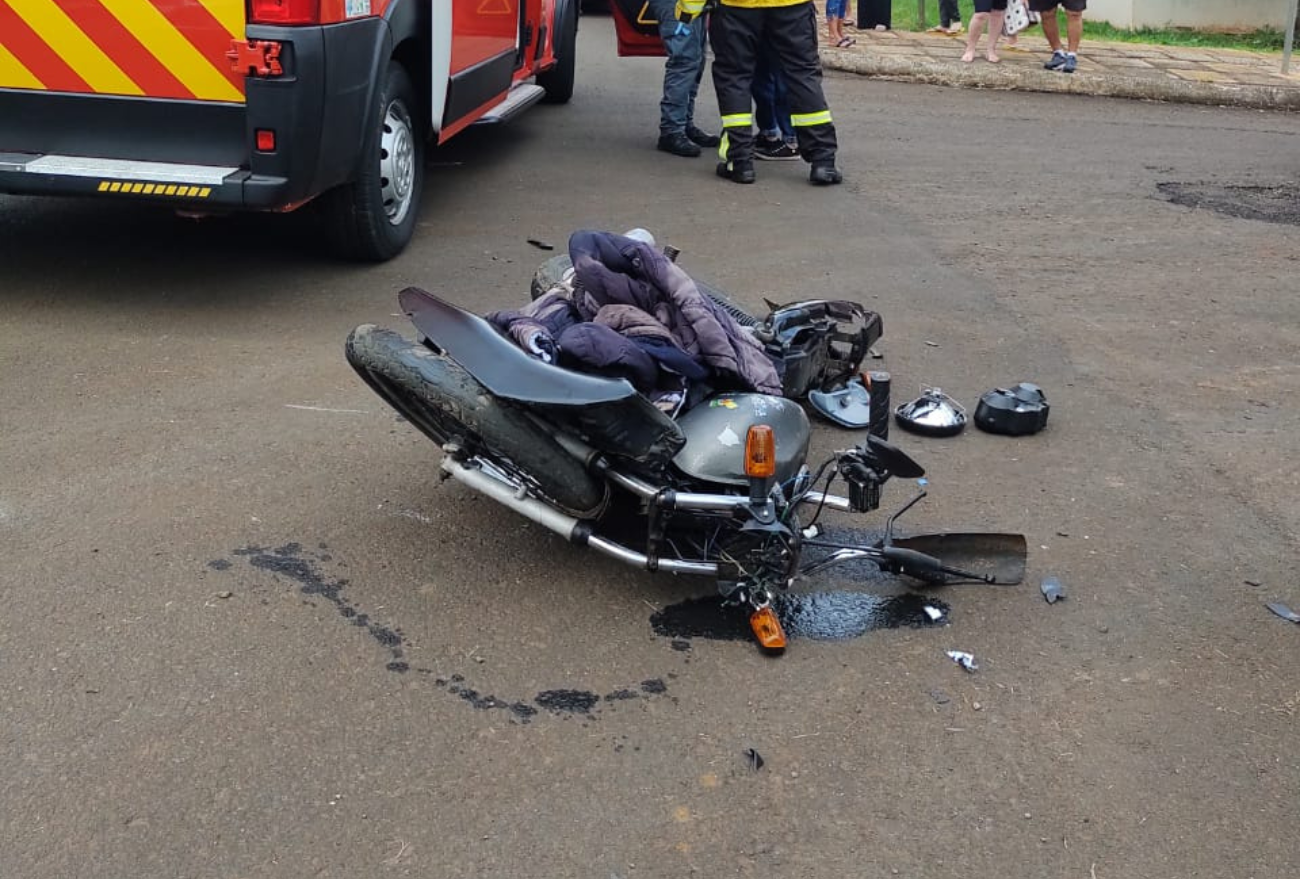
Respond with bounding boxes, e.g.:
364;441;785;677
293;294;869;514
810;164;843;186
716;160;756;184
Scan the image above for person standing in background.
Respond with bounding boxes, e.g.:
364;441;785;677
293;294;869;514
1032;0;1086;73
961;0;1007;63
650;0;721;157
827;0;855;47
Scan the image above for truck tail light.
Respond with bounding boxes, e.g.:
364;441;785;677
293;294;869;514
248;0;319;25
255;129;276;152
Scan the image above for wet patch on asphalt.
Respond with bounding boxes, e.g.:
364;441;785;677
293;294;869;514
209;543;675;722
651;592;949;642
1158;181;1300;226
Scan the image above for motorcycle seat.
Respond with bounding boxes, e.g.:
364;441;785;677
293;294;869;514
399;287;638;406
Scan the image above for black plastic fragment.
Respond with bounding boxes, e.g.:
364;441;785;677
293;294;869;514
744;748;765;771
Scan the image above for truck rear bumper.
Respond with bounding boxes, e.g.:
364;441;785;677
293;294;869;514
0;17;388;211
0;152;293;209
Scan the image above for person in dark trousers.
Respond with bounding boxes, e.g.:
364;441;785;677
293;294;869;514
752;47;798;160
651;0;720;157
709;0;840;185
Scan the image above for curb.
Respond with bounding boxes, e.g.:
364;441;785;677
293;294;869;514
821;49;1300;111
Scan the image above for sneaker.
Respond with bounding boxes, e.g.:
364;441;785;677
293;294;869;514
755;136;799;161
716;160;756;184
686;125;720;148
1062;53;1077;73
809;164;843;186
1044;50;1068;70
657;132;701;158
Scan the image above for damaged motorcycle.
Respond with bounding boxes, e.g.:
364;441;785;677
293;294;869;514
345;232;1026;651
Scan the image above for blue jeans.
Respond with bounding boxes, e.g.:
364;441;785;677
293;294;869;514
651;0;707;136
752;46;793;141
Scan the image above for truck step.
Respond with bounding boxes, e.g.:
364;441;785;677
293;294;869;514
474;84;547;125
1;154;237;186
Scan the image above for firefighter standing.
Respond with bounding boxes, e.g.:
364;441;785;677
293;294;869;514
651;0;721;157
710;0;842;185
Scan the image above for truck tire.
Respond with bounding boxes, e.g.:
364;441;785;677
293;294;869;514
324;63;425;262
537;0;577;104
346;324;608;518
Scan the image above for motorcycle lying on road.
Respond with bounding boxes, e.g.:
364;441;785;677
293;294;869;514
345;253;1026;652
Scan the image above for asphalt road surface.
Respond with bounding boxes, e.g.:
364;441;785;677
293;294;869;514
3;16;1299;879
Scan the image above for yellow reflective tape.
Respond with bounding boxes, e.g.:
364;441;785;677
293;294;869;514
194;0;243;39
130;182;144;193
143;183;157;194
109;182;122;192
0;42;46;91
720;113;753;128
198;187;211;197
164;185;178;196
97;181;111;192
790;110;833;127
718;132;729;161
9;0;142;95
185;186;200;197
98;0;244;102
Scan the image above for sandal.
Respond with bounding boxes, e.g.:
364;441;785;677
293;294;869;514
835;36;856;48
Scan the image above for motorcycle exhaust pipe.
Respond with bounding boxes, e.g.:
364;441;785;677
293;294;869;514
440;458;718;577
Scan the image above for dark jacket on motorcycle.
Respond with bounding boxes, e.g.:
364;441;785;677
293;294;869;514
567;230;782;396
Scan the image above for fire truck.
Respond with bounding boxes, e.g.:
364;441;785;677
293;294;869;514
0;0;579;260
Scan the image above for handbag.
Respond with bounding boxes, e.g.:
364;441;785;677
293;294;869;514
1003;0;1038;36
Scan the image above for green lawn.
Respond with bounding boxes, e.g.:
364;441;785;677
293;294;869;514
880;0;1290;52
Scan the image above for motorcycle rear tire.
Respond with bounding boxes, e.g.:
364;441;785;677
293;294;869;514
346;324;608;518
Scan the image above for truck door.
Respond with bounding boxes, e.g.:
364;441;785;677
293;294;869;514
439;0;520;138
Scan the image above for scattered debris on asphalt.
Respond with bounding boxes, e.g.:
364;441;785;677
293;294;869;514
946;650;979;672
214;590;233;600
1040;576;1065;604
744;748;765;771
930;689;951;705
526;238;555;250
1244;579;1263;587
1265;601;1300;624
923;340;940;347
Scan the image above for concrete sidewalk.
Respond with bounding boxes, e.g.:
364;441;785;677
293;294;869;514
820;25;1300;110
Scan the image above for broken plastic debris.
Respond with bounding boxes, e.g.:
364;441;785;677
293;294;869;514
946;650;979;672
526;238;555;251
1040;576;1065;604
923;605;945;621
744;748;765;771
1265;601;1300;624
802;524;822;539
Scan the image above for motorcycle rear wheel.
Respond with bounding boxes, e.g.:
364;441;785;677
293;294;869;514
346;324;608;518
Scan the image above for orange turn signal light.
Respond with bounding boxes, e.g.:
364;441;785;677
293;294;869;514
744;424;776;479
749;606;787;651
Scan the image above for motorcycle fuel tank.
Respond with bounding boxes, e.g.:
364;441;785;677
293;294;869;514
673;393;810;487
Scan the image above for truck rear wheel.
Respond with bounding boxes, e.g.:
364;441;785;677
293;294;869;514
538;0;577;104
324;63;424;262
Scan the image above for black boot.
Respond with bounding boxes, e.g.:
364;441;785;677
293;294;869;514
657;132;701;157
716;160;756;184
686;125;721;148
809;164;843;186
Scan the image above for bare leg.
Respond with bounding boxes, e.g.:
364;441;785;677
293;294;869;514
1065;9;1083;53
962;12;988;62
828;16;842;45
987;11;1005;61
1040;8;1062;52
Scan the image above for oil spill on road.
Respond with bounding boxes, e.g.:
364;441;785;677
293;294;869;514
210;543;676;723
651;592;949;643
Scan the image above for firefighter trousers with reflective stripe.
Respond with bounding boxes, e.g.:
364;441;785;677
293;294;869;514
709;1;837;167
